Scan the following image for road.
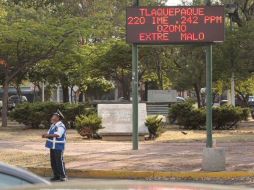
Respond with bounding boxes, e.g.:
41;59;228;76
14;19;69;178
46;178;254;188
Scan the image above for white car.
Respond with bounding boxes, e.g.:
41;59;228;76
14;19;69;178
0;162;49;189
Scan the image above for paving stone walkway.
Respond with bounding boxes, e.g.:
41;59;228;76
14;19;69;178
1;140;254;171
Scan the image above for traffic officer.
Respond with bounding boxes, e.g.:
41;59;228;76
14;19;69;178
42;110;67;182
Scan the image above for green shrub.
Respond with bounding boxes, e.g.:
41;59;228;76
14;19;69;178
75;114;103;138
169;102;193;124
145;115;164;138
240;108;250;121
169;102;206;129
213;106;241;130
9;103;32;126
9;102;62;128
182;109;206;130
169;103;246;130
9;102;94;129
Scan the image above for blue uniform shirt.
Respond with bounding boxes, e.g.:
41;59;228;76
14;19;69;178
45;121;66;150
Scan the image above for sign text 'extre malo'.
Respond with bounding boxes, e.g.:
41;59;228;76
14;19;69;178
126;6;225;44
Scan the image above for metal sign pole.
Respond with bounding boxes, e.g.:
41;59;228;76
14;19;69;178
205;0;213;148
206;45;213;148
132;0;139;150
132;44;139;150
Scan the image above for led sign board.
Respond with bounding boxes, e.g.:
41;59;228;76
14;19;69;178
126;6;225;44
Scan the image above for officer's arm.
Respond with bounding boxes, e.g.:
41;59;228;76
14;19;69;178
54;126;65;138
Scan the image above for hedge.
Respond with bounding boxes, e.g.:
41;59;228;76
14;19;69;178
169;102;250;130
9;102;95;129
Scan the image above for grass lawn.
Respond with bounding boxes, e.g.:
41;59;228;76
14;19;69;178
0;120;254;143
156;121;254;143
0;125;82;142
0;150;78;168
0;120;254;170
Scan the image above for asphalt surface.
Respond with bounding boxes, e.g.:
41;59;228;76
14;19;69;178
44;177;254;188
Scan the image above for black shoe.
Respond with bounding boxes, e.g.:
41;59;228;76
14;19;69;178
50;177;60;181
59;177;68;182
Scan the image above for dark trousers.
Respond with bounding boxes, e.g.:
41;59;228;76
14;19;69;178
50;149;66;178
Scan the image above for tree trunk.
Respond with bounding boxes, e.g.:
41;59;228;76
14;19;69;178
144;82;148;101
62;85;69;103
14;83;22;100
156;60;163;90
123;80;131;101
1;79;9;127
70;86;73;103
79;92;84;102
236;90;249;107
122;82;130;101
36;83;42;102
194;83;201;108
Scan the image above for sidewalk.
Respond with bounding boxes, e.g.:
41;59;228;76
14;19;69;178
1;140;254;172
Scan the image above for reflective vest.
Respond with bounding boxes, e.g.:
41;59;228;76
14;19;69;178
45;122;66;150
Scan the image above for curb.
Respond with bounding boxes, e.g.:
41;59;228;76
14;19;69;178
26;167;254;180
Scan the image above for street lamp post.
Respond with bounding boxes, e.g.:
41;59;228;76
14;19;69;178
42;82;45;102
230;15;235;107
225;3;238;107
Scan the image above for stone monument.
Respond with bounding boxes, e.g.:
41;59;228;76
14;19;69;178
98;103;148;137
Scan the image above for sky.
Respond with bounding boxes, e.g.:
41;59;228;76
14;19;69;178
166;0;192;5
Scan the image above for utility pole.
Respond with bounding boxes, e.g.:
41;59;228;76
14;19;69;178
230;7;235;107
132;0;139;150
57;86;60;103
205;0;213;148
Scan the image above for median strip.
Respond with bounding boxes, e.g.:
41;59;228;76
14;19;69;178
26;167;254;180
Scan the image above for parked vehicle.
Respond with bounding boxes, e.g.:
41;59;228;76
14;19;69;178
8;95;28;110
0;87;37;103
248;96;254;107
176;96;185;102
220;99;228;106
246;96;254;119
220;98;242;107
0;162;49;189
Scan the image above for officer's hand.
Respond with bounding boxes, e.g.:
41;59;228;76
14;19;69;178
42;134;48;138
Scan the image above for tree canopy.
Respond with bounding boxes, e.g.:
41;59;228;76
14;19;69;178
0;0;254;127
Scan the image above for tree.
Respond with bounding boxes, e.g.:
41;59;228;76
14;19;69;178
235;76;254;106
168;46;206;108
222;0;254;26
139;47;172;91
0;3;77;127
92;41;132;100
25;0;138;103
213;19;254;105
